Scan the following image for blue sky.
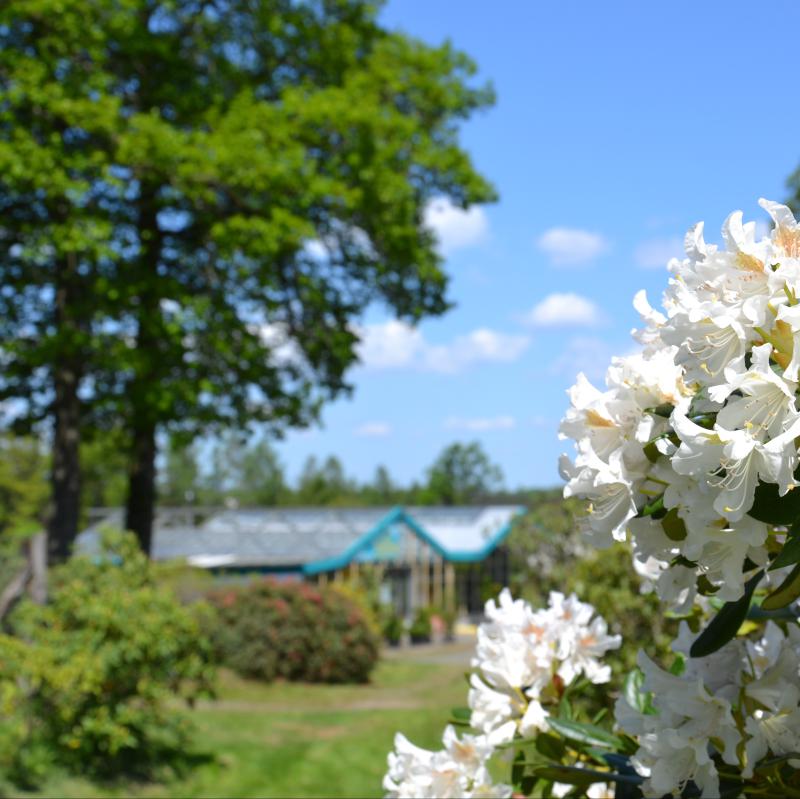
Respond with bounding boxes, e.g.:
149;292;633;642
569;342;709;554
275;0;800;490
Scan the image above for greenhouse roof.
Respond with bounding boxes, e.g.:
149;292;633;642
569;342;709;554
78;505;524;573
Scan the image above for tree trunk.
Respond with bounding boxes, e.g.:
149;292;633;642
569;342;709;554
48;255;83;563
125;184;162;556
125;420;157;555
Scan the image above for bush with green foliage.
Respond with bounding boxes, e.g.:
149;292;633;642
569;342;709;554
208;580;380;684
382;611;405;645
408;607;432;643
0;531;216;785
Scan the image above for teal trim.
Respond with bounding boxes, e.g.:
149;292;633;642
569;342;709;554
302;506;403;575
302;505;526;574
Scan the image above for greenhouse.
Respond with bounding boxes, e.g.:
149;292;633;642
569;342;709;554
78;505;522;616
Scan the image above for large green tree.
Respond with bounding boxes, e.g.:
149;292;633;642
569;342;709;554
422;441;504;505
0;0;495;556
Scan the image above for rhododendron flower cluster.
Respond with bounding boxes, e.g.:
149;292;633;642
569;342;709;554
468;589;620;744
617;622;800;798
383;725;511;799
384;199;800;799
384;590;618;798
560;199;800;609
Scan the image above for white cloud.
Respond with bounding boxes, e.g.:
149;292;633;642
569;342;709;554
634;236;683;269
356;321;529;374
424;197;488;256
354;421;392;437
444;415;516;432
525;292;603;327
355;320;425;369
537;227;608;266
550;336;617;383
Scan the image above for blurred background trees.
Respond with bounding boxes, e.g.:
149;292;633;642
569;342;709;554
0;0;496;559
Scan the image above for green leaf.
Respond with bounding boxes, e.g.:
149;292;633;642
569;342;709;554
512;749;526;787
623;669;655;715
690;570;763;657
535;732;566;760
639;494;666;519
532;765;642;786
770;524;800;571
546;718;624;750
661;508;687;541
761;563;800;610
644;403;674;418
747;482;800;525
449;706;471;724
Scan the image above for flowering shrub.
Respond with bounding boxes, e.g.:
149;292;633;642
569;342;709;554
208;579;380;683
387;200;800;798
384;589;620;798
0;530;216;783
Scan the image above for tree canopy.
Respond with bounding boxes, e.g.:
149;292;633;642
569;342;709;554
0;0;496;556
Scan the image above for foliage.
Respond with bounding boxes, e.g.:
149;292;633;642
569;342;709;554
0;0;496;552
0;531;216;784
79;431;130;511
208;579;380;684
0;435;49;594
296;455;358;506
0;652;469;799
0;435;49;538
155;437;521;509
382;611;405;644
408;607;433;643
421;442;504;505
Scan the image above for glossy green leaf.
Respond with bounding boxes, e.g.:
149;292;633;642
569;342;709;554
770;525;800;571
546;718;624;750
661;508;687;541
532;765;642;786
690;570;763;657
747;481;800;525
761;563;800;610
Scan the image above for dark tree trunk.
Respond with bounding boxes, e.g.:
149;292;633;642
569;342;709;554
48;255;83;563
125;185;162;556
125;420;157;555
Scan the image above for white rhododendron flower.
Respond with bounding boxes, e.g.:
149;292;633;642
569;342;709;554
383;725;511;799
617;624;800;797
616;651;740;798
385;590;620;798
469;589;620;740
560;199;800;604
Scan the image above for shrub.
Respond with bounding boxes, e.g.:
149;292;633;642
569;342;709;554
408;607;432;643
0;530;216;783
208;579;380;684
382;611;404;645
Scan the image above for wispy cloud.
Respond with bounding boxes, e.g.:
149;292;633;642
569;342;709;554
550;336;616;383
425;197;488;256
444;415;516;432
537;227;608;266
524;292;603;327
634;236;683;269
356;321;529;374
354;421;392;437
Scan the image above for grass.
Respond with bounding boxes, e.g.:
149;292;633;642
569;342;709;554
15;643;473;799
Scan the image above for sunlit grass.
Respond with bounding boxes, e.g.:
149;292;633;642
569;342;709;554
15;646;472;799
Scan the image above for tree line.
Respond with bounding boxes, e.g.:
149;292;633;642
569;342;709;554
0;433;540;519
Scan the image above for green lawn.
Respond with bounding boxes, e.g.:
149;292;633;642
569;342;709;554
19;644;472;799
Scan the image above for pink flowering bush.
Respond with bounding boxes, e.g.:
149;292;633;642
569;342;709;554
208;579;380;683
